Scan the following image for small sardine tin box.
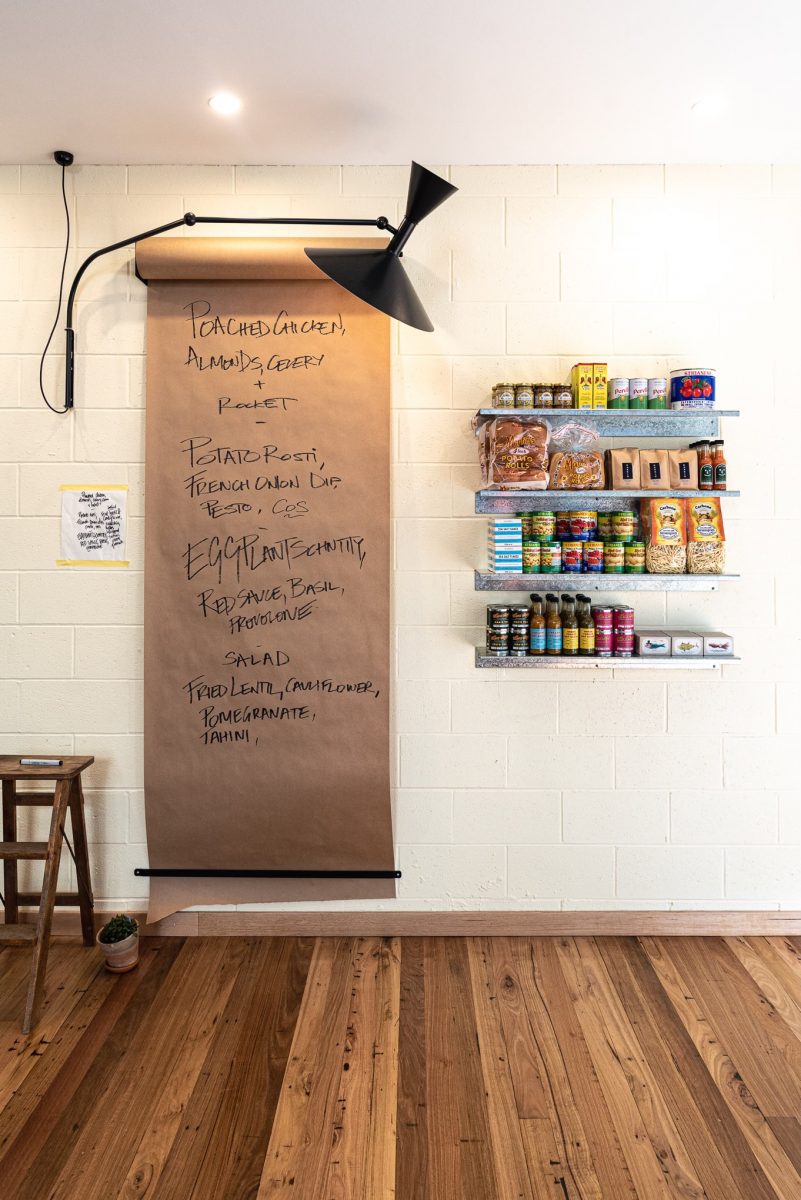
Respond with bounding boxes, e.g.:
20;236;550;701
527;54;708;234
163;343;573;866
634;631;671;657
671;632;704;657
703;632;735;657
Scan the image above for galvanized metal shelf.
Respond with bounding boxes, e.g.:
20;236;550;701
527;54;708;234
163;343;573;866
477;489;740;513
475;570;739;593
475;648;739;671
475;408;739;437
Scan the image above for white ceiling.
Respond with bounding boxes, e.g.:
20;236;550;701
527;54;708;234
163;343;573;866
3;0;800;165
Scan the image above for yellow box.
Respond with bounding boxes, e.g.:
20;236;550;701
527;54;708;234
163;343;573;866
571;362;594;409
592;362;608;408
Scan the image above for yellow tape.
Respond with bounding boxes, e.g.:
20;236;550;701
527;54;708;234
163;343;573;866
59;484;129;491
56;560;130;568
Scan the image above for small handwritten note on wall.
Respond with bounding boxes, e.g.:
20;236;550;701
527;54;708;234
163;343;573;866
59;485;129;567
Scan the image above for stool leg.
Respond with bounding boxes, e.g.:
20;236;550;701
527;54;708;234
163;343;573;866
22;778;70;1035
2;779;18;925
69;775;95;947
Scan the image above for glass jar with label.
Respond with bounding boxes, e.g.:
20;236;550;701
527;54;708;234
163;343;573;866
534;384;554;408
515;383;535;408
553;384;573;409
492;383;515;409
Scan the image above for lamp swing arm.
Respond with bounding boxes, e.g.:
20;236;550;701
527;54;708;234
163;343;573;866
62;210;398;410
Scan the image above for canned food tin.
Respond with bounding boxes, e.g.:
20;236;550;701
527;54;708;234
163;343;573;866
509;605;530;627
515;383;535;408
607;378;630;409
612;605;635;630
596;512;613;541
648;378;667;409
570;511;597;541
604;542;625;572
487;605;511;630
510;628;530;653
530;511;556;542
624;541;645;573
540;541;562;573
555;513;572;540
592;605;614;627
629;378;648;409
553;384;573;409
562;541;584;573
520;513;535;540
583;541;604;572
522;542;541;573
611;511;636;543
486;628;510;655
534;384;554;408
594;627;613;656
492;383;515;408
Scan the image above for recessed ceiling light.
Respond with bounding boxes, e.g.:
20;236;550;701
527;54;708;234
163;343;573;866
690;94;727;118
208;92;242;116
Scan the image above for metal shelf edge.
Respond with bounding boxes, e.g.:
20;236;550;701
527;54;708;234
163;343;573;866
474;571;739;592
474;648;740;670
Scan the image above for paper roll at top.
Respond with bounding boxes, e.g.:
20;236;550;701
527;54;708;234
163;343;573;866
135;236;381;282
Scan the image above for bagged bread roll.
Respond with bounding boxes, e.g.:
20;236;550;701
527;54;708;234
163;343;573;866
475;416;550;489
548;422;604;490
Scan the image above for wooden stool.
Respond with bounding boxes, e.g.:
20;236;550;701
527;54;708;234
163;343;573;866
0;755;95;1033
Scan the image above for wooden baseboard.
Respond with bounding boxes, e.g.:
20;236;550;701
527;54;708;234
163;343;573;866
13;909;801;939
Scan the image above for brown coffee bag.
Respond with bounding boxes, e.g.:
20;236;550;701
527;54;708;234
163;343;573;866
606;448;641;489
668;448;699;489
639;448;671;490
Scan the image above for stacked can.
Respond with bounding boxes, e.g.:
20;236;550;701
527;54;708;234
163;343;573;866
613;605;635;657
592;605;614;657
509;605;530;657
583;541;604;571
486;605;510;656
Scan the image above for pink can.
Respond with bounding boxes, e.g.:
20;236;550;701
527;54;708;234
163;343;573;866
592;605;614;627
614;629;634;656
613;605;635;631
594;626;613;656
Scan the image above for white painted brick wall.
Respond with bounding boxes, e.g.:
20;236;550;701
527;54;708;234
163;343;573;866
1;162;798;913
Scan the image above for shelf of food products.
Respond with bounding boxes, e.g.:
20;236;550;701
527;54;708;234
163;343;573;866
491;365;717;412
484;496;728;579
479;597;736;668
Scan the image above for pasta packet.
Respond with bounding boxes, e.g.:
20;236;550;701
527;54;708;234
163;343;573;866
686;498;726;574
548;422;604;490
640;497;687;573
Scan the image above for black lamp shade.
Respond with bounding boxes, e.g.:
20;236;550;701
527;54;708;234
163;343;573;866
304;247;434;332
405;161;458;225
304;162;457;332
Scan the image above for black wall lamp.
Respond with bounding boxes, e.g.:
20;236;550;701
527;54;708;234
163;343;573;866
43;153;457;413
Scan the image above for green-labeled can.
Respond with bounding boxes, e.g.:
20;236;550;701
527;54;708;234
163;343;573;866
530;511;556;542
522;542;541;573
604;541;625;573
596;512;613;542
540;541;562;573
625;541;646;573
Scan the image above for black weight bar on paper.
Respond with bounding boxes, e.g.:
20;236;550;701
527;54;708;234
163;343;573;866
135;867;401;879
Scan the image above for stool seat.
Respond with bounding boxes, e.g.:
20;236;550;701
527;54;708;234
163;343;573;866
0;755;95;1033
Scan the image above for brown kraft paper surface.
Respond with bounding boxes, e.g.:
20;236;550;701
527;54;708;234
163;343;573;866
140;239;394;922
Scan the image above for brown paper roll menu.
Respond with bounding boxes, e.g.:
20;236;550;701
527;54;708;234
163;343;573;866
136;238;395;923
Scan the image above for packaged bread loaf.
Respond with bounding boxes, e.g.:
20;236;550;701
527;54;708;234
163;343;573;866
640;497;687;573
548;422;604;490
686;497;725;573
475;415;550;490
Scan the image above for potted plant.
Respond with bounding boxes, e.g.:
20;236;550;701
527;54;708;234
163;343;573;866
97;913;139;973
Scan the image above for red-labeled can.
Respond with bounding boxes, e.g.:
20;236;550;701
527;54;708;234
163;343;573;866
612;605;635;630
594;627;613;656
556;513;572;540
583;541;604;572
562;541;584;572
592;605;614;627
614;630;634;656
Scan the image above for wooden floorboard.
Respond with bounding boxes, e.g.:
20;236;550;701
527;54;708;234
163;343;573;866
1;934;801;1198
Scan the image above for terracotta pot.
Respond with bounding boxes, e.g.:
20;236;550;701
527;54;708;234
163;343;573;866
97;929;139;973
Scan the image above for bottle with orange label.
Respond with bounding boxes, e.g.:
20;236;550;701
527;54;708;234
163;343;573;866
695;440;714;490
711;440;727;490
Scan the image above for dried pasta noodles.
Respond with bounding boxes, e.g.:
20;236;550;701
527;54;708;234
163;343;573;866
641;498;687;574
687;542;725;573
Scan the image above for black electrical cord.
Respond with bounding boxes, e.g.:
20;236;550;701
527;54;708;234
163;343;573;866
39;160;71;414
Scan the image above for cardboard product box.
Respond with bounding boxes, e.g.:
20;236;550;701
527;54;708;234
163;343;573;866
592;363;608;408
671;632;704;657
703;632;735;657
571;363;594;409
634;630;671;657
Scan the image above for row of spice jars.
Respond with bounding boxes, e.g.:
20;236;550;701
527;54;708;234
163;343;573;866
523;539;644;574
521;510;639;543
486;598;635;657
492;382;573;409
